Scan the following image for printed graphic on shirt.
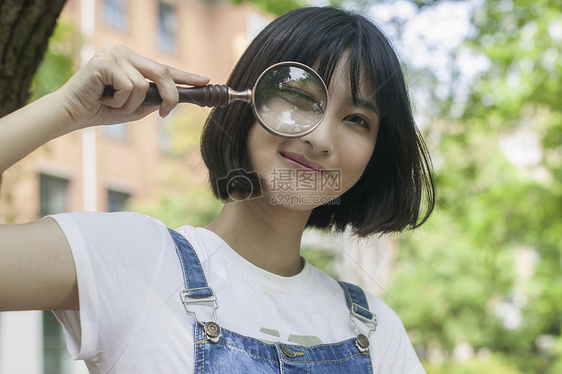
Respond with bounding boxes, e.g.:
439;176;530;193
259;327;323;346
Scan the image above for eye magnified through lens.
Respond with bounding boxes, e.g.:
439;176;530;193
253;63;328;137
103;62;328;138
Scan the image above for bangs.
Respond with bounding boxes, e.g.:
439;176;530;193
237;8;382;109
313;35;373;108
272;16;381;113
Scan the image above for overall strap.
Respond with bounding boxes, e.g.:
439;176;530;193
338;281;378;352
168;228;212;296
338;281;377;323
168;229;221;343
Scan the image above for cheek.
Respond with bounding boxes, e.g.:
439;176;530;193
339;138;376;188
246;122;281;173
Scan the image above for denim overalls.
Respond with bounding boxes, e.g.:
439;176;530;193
169;229;378;373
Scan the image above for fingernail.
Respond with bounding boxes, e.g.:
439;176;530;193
160;108;171;118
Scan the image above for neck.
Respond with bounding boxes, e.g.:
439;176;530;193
205;198;311;276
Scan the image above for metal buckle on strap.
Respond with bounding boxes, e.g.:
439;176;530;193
350;302;378;352
180;287;219;325
351;302;378;328
181;287;216;303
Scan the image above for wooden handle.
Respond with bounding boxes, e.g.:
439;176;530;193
102;83;231;108
144;82;230;107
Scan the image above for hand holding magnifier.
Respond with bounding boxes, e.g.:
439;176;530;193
103;62;328;138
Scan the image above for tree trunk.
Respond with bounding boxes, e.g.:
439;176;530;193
0;0;67;117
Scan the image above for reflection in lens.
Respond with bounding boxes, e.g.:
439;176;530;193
254;64;327;136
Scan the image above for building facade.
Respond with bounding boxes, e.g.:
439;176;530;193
0;0;269;372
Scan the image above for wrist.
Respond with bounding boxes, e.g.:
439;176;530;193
53;82;95;132
35;90;83;136
0;90;81;174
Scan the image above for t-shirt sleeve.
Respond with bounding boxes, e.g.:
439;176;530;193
50;212;172;364
367;295;426;374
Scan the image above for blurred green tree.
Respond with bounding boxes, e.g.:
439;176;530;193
228;0;304;16
387;0;562;373
464;1;562;372
29;22;80;102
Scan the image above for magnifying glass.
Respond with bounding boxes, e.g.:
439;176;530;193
104;62;328;138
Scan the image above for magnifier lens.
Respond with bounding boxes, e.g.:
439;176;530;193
253;63;327;137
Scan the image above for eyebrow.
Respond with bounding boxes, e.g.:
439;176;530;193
349;97;379;115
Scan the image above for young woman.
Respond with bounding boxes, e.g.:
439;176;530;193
0;7;434;373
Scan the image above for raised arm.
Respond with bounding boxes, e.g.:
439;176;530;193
0;45;209;311
0;44;209;174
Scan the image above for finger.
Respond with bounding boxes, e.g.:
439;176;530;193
110;48;208;116
119;47;209;86
153;72;179;118
96;59;135;109
123;60;178;117
99;105;160;126
95;46;163;113
112;105;160;124
166;66;209;86
113;56;150;114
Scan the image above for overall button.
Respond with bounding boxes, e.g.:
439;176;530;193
203;322;221;343
280;345;297;358
356;334;370;352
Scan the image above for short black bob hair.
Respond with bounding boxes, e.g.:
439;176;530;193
201;6;435;237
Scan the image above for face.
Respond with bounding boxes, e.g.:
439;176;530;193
246;56;380;210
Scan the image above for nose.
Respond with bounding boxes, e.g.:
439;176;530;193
299;113;336;155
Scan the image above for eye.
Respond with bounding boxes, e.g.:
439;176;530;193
344;114;370;129
278;86;320;111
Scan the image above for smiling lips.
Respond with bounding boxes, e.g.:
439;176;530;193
280;151;326;174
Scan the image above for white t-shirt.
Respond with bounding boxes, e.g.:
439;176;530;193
51;212;425;373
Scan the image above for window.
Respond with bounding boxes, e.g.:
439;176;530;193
43;312;72;374
157;1;177;52
107;189;131;212
39;174;69;217
103;0;128;30
104;122;128;140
